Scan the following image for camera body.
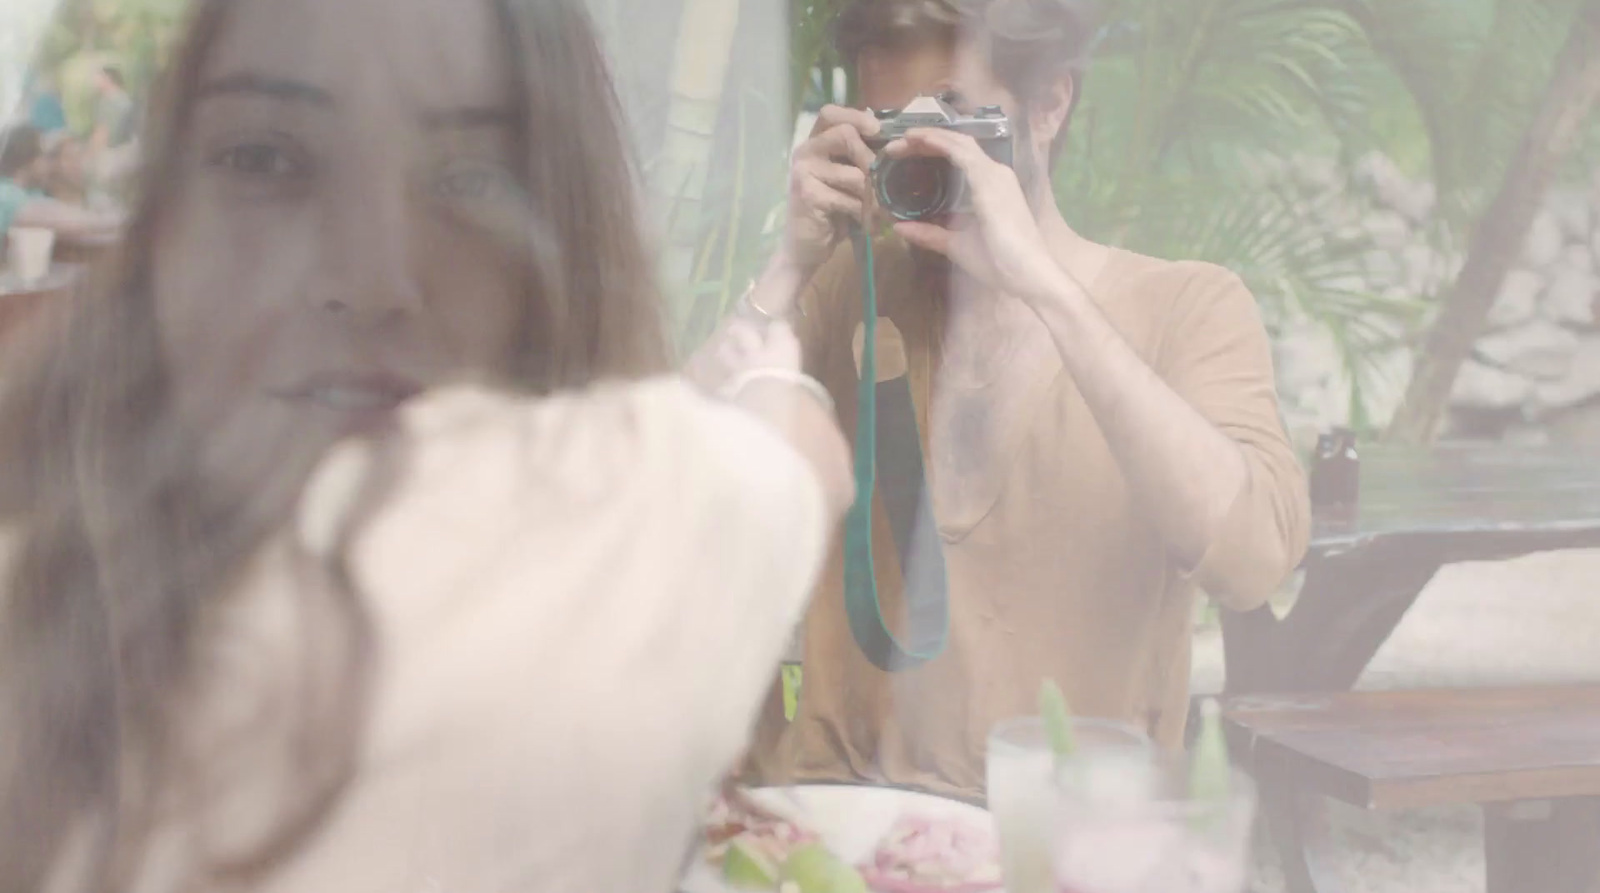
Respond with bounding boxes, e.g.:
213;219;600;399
866;93;1014;221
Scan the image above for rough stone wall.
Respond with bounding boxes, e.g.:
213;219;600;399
1266;152;1600;444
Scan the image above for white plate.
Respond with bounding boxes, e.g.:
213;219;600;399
681;785;994;893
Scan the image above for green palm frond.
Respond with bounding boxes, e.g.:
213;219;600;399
790;0;851;112
1340;0;1580;222
1062;0;1376;245
1046;0;1596;433
1119;172;1429;427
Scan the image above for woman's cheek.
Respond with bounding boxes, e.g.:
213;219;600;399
420;227;525;376
153;199;317;389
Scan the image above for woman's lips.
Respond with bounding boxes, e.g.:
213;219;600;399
277;372;423;415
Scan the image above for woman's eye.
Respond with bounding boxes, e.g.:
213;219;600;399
435;160;512;202
209;141;309;180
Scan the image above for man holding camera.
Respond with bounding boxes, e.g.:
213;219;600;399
740;0;1309;796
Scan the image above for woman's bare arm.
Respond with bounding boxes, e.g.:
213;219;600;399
685;318;852;521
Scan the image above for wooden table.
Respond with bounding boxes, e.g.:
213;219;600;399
1221;443;1600;697
1216;444;1600;893
52;233;118;266
0;263;84;341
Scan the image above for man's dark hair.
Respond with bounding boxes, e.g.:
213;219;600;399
832;0;1100;167
0;125;44;179
101;64;126;89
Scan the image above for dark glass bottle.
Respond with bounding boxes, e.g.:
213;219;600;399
1311;428;1360;518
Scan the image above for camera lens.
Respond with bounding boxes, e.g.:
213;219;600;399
876;157;951;220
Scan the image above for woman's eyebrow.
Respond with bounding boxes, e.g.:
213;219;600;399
194;73;512;130
420;107;517;130
197;72;335;107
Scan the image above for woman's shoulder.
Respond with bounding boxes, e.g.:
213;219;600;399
380;376;822;515
202;379;834;891
295;376;828;802
295;377;828;604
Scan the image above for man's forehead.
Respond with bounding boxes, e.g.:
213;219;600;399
858;40;1003;98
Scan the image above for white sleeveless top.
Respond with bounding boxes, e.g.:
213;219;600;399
42;378;829;893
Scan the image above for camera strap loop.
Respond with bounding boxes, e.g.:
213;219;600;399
842;225;951;673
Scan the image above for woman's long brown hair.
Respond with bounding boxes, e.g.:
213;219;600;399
0;1;669;889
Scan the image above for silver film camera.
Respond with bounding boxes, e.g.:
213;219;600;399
866;93;1014;221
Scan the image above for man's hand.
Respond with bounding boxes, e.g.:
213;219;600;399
883;128;1065;303
782;104;881;272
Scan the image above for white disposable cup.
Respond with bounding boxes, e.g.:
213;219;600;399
7;227;55;283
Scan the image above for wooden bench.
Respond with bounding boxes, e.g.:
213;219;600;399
1225;686;1600;893
0;261;91;345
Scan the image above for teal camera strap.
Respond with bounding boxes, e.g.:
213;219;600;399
842;226;950;672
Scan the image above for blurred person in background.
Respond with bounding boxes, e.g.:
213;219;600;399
742;0;1310;797
24;72;70;136
87;64;145;205
90;63;139;156
0;1;849;893
41;131;91;206
0;124;122;245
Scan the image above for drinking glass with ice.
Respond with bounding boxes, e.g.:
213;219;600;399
986;714;1148;893
1050;702;1256;893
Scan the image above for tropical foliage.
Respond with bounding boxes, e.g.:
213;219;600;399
1371;0;1600;440
1055;0;1419;429
1030;0;1591;431
11;0;186;132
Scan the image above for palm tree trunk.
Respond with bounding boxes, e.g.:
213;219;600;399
1386;0;1600;444
650;0;746;316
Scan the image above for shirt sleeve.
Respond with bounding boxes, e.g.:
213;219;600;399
1161;265;1311;611
278;378;832;893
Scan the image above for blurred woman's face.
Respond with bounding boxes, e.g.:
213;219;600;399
153;0;527;487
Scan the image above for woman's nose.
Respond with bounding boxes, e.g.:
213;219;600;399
311;171;426;329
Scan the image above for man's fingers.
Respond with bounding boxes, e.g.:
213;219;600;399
886;128;991;173
798;178;865;221
893;220;954;256
798;123;879;172
811;162;869;199
811;103;882;140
